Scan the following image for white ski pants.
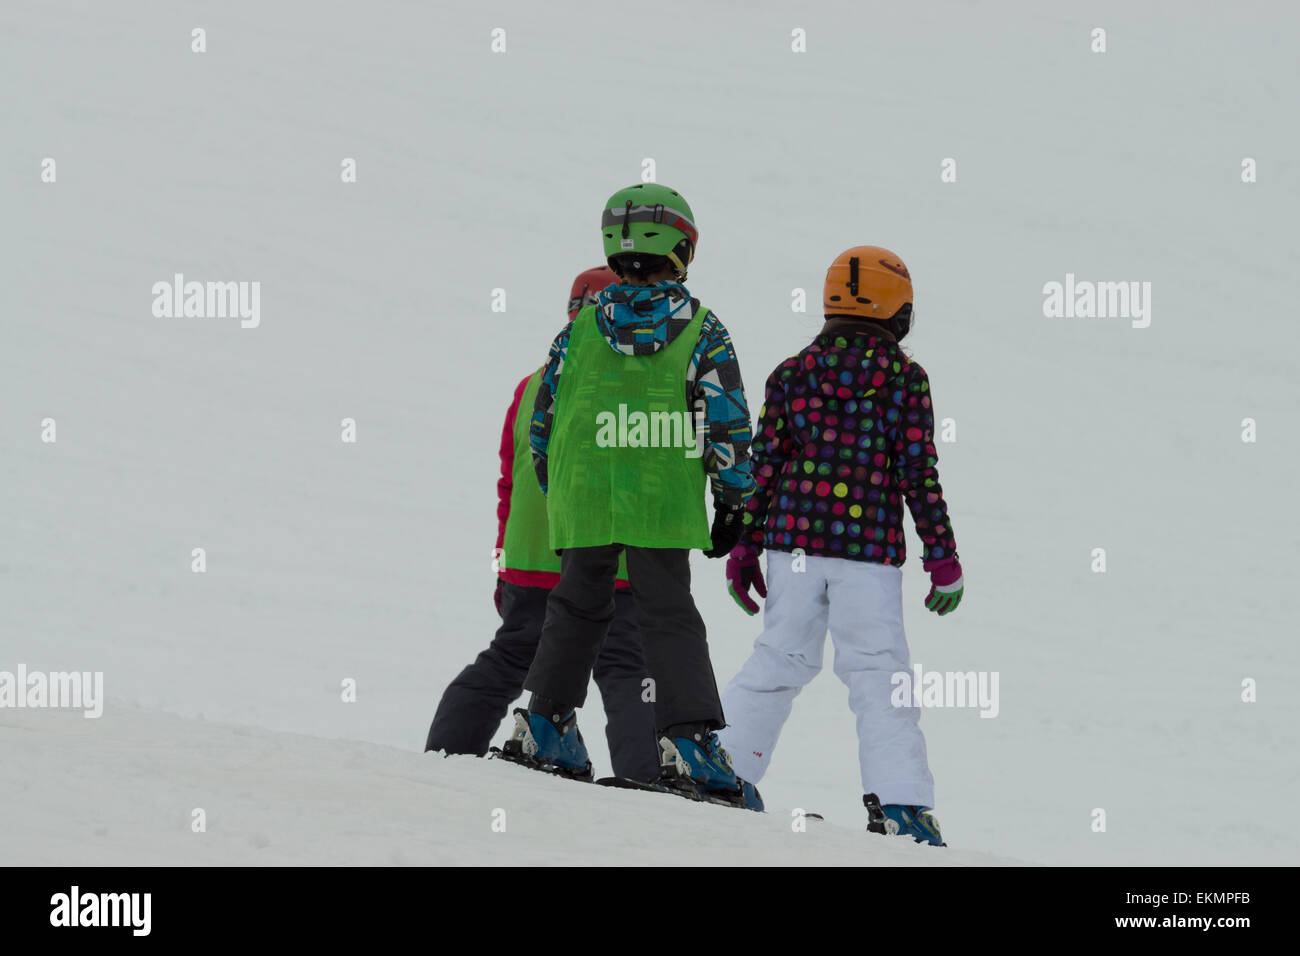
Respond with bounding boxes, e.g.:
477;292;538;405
719;552;935;808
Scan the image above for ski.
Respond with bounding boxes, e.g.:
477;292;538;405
487;744;594;782
487;754;763;812
596;775;763;812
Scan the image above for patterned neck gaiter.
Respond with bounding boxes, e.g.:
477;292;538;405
594;281;694;356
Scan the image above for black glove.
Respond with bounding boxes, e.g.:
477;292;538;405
493;578;505;618
703;504;746;558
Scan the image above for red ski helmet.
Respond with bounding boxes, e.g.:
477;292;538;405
567;265;619;319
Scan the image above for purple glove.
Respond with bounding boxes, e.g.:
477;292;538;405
726;544;766;615
494;578;505;618
922;556;963;616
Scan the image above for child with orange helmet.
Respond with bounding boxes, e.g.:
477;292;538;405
719;247;963;844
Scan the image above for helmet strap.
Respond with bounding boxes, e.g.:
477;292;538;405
887;304;913;341
666;249;688;281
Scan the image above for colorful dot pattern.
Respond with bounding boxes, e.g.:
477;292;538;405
742;329;958;566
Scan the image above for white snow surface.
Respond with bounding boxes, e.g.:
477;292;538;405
4;705;1012;866
2;0;1297;865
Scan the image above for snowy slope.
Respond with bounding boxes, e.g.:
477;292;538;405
3;0;1298;865
1;706;1015;866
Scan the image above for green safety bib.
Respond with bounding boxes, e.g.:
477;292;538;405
501;370;630;579
547;304;711;551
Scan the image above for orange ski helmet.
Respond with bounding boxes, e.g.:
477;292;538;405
823;246;912;321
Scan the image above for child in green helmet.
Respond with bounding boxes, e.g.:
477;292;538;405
498;184;762;808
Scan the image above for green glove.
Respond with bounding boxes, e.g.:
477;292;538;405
923;557;964;616
925;581;963;616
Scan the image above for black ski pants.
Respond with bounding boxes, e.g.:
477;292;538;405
524;545;724;732
426;581;660;782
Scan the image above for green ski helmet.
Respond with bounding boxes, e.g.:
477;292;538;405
601;184;698;280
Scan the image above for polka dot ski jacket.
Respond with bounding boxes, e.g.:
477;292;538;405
741;321;958;566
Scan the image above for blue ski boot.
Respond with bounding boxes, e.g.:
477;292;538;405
500;705;593;780
658;726;764;811
864;793;945;846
